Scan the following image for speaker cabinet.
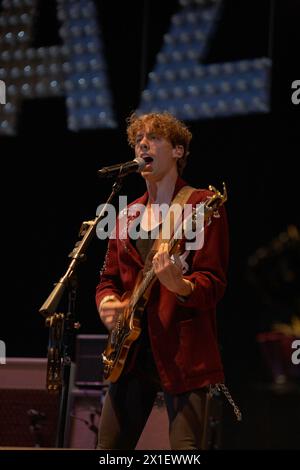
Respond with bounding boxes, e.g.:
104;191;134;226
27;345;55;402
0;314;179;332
0;358;59;447
0;389;59;447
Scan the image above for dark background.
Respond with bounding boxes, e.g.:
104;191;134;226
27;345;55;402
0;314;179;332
1;0;299;449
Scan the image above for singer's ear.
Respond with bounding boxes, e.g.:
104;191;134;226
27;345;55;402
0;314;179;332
173;145;184;159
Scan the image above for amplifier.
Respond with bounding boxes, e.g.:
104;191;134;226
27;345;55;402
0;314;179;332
74;334;108;388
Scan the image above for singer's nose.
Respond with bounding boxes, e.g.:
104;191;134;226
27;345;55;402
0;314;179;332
139;136;149;151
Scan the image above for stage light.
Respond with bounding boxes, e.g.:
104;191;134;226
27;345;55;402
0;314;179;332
204;83;216;94
171;50;183;62
216;99;228;112
23;65;33;76
25;48;36;60
11;67;21;78
17;30;26;41
84;24;97;36
21;83;32;96
0;0;117;133
252;77;264;89
194;30;204;40
68;116;79;131
80;96;90;107
20;13;30;24
183;103;196;118
194;66;205;77
82;114;93;127
4;32;15;44
178;68;189;79
138;0;270;121
9;15;18;26
0;120;9;130
173;86;185;98
14;49;24;60
49;63;60;74
66;96;76;108
35;82;47;95
70;25;82;38
187;85;198;96
164;34;175;45
64;80;75;91
36;64;46;76
157;88;168;100
78;78;89;89
48;46;60;58
186;49;198;60
49;80;60;92
233;98;246;112
220;81;231;92
179;32;190;43
171;14;183;26
236;79;248;91
157;52;168;64
148;72;159;83
91;76;102;88
96;95;105;105
37;47;47;59
75;62;87;72
3;102;15;114
62;62;72;74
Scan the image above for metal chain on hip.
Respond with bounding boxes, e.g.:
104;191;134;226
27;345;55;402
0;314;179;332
210;383;242;421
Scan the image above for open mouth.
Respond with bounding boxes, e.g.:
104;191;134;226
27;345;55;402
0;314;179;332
142;156;153;164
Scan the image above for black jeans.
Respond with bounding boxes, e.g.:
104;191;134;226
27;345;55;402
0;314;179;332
97;348;211;450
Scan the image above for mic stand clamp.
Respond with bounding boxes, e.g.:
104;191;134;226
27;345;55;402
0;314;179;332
39;176;125;448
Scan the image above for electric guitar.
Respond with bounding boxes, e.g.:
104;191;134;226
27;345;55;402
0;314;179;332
102;183;227;382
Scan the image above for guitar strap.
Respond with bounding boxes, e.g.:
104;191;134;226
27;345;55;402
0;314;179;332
143;185;196;272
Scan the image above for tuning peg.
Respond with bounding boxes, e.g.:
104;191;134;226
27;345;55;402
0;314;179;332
208;184;218;194
222;182;228;203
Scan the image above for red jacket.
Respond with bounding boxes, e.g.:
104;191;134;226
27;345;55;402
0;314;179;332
96;177;229;394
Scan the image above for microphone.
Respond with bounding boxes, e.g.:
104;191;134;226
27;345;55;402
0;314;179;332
98;157;146;178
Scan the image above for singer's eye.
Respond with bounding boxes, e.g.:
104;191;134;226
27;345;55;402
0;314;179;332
135;135;143;144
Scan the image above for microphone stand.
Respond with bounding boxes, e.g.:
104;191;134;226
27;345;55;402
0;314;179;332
39;175;124;448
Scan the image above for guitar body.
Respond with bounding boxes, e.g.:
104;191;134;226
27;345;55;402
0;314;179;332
102;272;150;382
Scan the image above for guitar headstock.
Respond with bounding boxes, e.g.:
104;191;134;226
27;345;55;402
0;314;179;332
205;182;227;219
171;182;228;253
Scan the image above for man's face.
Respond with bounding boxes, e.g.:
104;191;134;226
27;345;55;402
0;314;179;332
134;124;183;181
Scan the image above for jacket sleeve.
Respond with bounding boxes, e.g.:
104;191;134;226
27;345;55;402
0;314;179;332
95;234;123;310
176;203;229;311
